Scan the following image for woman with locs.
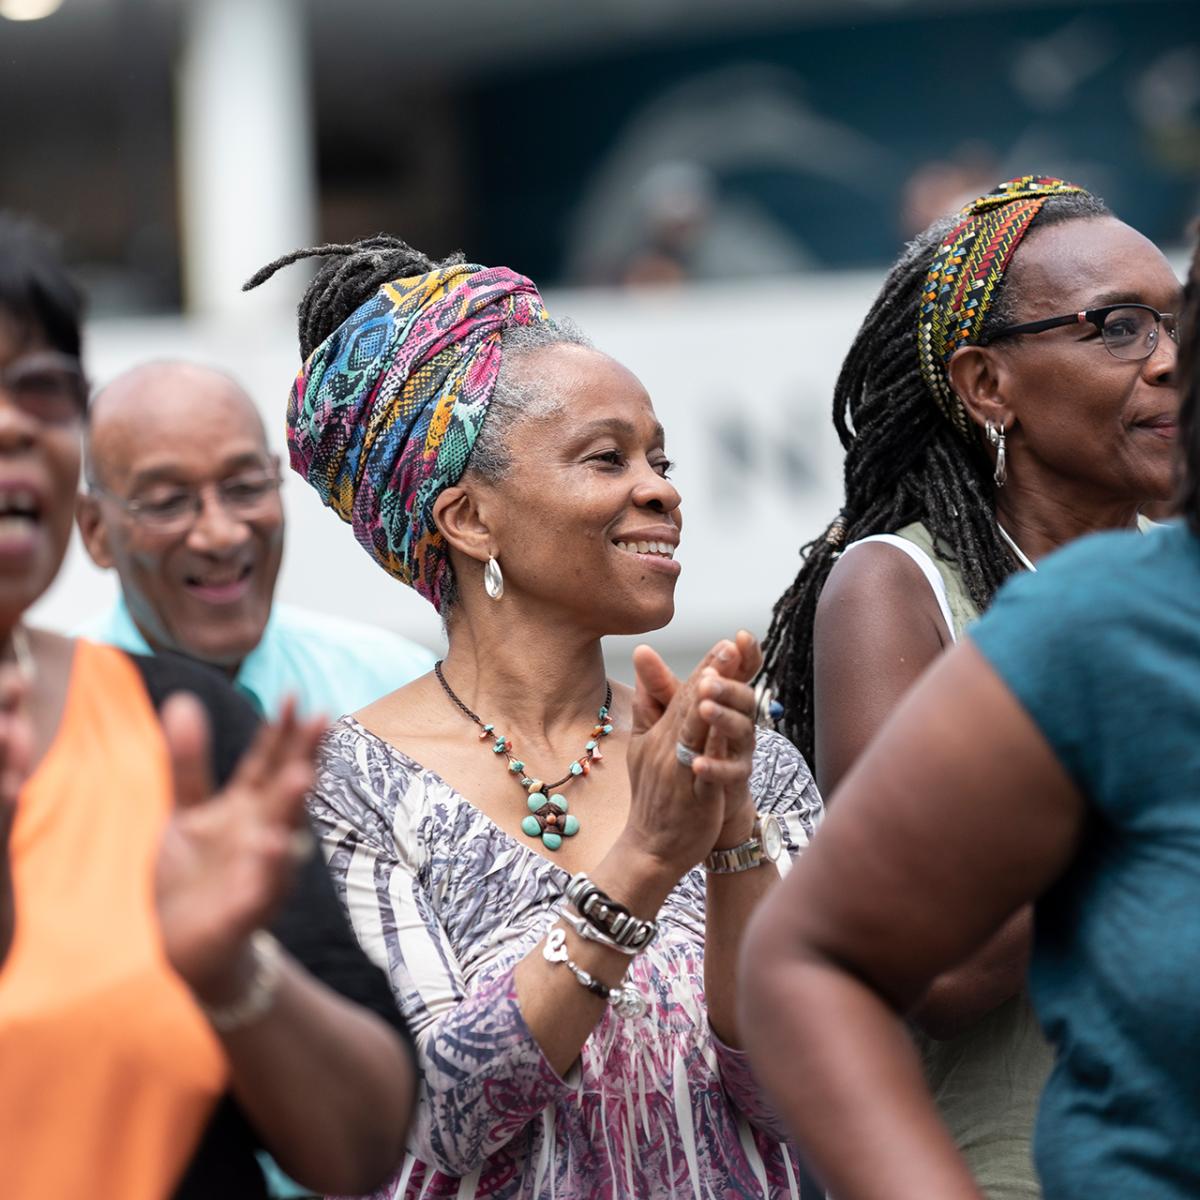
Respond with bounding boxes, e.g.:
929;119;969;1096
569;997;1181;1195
0;215;417;1199
244;236;822;1198
739;237;1200;1200
761;176;1180;1196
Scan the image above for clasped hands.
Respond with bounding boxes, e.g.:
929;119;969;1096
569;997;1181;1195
625;630;764;877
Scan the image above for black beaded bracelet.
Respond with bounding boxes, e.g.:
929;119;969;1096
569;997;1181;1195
564;873;658;952
543;928;648;1019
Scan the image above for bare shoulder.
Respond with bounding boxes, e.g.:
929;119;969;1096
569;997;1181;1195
816;540;950;654
353;673;445;741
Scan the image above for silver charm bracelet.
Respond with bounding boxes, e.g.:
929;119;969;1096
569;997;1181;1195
543;927;648;1019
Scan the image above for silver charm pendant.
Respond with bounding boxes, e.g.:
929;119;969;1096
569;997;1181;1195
543;927;569;963
612;986;649;1020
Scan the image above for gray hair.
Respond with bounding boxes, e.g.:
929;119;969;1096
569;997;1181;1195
466;317;593;481
438;316;594;613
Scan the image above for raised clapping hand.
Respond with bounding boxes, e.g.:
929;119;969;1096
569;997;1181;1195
156;695;326;1005
625;632;764;876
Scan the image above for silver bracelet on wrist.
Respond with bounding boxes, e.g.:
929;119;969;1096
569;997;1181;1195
564;872;658;952
560;907;639;955
543;927;648;1019
199;930;284;1034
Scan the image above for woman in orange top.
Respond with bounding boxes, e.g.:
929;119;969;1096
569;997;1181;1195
0;214;417;1199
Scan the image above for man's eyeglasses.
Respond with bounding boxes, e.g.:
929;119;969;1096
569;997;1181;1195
0;352;88;423
91;471;282;533
981;303;1178;362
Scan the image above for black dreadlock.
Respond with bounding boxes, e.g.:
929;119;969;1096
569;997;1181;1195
243;235;466;359
762;193;1110;767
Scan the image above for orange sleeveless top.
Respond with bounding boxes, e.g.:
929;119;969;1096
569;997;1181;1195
0;641;228;1199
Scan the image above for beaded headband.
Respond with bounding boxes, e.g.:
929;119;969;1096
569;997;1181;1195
916;175;1088;438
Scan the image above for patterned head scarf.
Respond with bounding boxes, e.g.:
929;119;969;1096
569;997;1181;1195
287;262;548;611
917;175;1088;437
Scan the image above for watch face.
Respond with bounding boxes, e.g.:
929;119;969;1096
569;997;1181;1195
761;814;784;862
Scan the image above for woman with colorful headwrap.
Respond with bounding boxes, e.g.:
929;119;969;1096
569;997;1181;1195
759;176;1181;1196
244;237;822;1199
739;228;1200;1200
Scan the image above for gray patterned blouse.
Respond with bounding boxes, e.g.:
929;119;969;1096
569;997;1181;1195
309;717;822;1199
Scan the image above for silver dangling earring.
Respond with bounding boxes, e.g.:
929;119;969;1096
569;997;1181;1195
987;421;1008;488
483;555;504;601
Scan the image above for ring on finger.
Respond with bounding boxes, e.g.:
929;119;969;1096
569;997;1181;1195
675;740;700;768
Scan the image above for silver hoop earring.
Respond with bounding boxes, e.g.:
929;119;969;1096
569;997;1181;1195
988;422;1008;488
483;555;504;601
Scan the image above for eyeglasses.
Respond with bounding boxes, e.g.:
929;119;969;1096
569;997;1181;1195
981;303;1179;362
91;470;282;533
0;352;88;423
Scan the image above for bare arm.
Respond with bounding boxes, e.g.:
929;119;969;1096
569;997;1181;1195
159;697;416;1195
815;546;1033;1037
739;640;1085;1200
515;643;736;1075
212;958;414;1192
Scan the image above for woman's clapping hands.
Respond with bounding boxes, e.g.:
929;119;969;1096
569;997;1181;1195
156;695;325;1005
625;632;764;879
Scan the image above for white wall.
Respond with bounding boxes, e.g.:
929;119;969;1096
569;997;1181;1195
33;273;881;675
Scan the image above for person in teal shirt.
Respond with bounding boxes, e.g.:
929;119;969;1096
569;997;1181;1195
76;360;435;720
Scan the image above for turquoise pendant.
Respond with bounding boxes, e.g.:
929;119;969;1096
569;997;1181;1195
523;792;579;850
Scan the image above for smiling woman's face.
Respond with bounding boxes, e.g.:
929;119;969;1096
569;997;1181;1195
983;216;1182;504
0;309;84;629
466;344;683;637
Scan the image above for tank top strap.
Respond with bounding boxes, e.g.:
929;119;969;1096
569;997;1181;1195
841;532;957;644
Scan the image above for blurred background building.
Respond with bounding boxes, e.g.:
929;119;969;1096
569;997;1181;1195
2;0;1197;668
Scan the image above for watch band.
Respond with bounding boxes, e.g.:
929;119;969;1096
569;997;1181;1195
704;819;766;874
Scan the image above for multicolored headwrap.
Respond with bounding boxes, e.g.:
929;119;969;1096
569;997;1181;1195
287;262;548;610
917;175;1088;437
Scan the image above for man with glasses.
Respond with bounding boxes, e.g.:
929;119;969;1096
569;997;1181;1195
78;361;434;719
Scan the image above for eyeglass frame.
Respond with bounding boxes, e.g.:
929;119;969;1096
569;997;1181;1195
88;467;283;531
0;350;89;421
979;302;1178;361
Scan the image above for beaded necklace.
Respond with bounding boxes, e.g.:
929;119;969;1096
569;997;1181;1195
434;661;613;851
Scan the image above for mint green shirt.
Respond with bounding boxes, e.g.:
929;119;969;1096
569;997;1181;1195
79;597;436;720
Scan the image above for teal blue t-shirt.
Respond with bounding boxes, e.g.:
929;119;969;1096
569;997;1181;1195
970;521;1200;1199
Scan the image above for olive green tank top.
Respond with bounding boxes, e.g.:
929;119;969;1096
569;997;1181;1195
895;521;1053;1200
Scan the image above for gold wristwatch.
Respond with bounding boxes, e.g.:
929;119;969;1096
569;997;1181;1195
703;815;784;874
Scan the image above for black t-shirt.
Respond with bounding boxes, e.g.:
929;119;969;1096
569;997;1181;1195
129;653;411;1200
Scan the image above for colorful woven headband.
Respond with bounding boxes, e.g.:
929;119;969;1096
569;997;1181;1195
286;262;549;611
917;175;1088;437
